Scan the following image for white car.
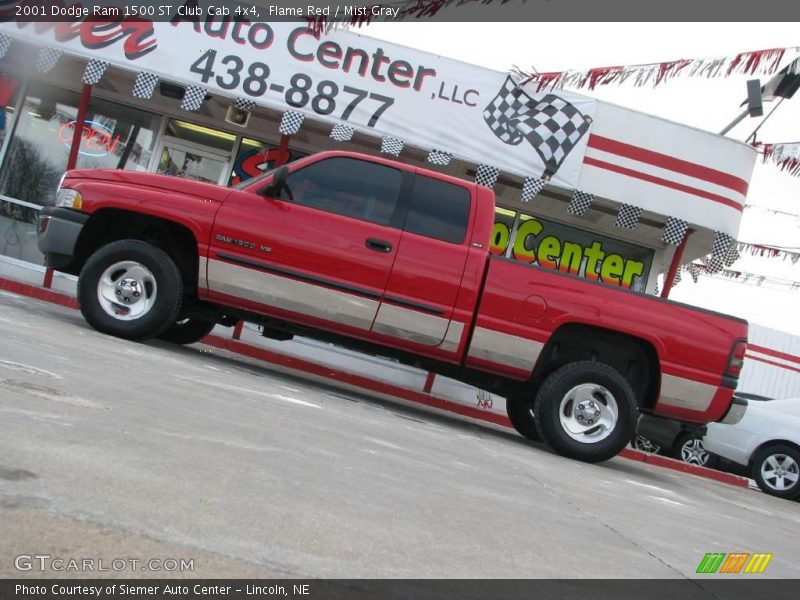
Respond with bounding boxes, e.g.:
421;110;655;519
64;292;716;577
704;397;800;499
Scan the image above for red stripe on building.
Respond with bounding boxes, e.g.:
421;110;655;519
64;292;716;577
745;354;800;375
587;134;749;196
747;344;800;367
583;157;744;212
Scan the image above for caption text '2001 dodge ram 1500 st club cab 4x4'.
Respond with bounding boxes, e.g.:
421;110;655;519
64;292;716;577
37;150;748;463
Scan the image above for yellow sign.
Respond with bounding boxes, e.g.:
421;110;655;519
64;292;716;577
490;213;651;290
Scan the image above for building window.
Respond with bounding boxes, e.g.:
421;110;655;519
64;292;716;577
0;82;160;206
229;138;307;186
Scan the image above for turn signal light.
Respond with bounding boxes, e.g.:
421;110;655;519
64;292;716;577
55;188;83;210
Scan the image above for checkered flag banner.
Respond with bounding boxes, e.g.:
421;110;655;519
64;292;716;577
567;190;593;216
689;263;701;283
330;123;355;142
132;72;159;99
614;204;642;229
672;269;682;286
724;242;740;267
36;48;62;74
279;110;305;135
712;231;735;259
427;150;452;166
475;164;500;188
521;176;546;202
234;97;256;111
0;33;11;59
380;136;404;156
705;255;724;274
82;60;109;85
181;85;207;111
662;217;688;245
484;76;592;179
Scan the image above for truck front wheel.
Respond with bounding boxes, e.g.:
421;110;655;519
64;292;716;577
534;361;638;463
78;240;184;341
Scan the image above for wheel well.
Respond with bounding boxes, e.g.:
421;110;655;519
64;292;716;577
750;440;800;466
73;209;199;297
527;323;660;411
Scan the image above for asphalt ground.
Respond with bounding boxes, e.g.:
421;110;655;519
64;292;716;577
1;290;798;579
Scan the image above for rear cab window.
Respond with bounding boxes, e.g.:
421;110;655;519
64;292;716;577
404;175;471;244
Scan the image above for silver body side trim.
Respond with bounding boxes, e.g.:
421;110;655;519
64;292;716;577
659;374;717;411
373;303;449;347
207;258;378;330
467;327;543;373
198;256;208;291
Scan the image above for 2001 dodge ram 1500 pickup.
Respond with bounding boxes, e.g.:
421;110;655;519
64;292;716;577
37;150;748;463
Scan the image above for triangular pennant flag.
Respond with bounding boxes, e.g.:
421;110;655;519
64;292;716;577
475;164;500;188
132;72;159;99
567;190;593;216
0;33;12;59
662;217;688;245
614;204;642;229
712;231;735;258
521;177;546;202
234;97;256;111
279;110;305;135
427;150;452;165
380;136;404;156
180;85;207;111
82;59;109;85
330;123;355;142
36;48;62;74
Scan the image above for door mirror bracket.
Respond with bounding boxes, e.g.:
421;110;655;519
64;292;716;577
263;165;289;199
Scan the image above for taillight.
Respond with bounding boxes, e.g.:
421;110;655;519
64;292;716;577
725;339;747;379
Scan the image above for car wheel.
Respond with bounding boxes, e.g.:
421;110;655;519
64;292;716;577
534;361;638;463
158;318;216;345
78;240;183;341
632;435;661;454
751;444;800;499
506;396;541;442
674;434;719;468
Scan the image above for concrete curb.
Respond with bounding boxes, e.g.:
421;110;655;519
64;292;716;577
0;275;751;490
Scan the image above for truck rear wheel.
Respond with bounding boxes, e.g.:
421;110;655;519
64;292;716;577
506;396;541;442
534;361;638;463
78;240;183;341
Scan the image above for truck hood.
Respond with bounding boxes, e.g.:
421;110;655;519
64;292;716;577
63;169;233;203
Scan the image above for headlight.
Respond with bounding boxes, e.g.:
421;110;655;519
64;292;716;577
55;188;83;210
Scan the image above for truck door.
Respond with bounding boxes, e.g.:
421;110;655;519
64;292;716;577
371;172;473;352
207;156;404;334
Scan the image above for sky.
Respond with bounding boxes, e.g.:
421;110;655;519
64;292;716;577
364;22;800;334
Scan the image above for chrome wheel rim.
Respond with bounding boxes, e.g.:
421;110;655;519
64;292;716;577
558;384;618;444
680;438;711;466
97;260;157;321
634;435;660;454
761;453;799;492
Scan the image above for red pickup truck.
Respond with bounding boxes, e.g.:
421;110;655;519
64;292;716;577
37;150;748;463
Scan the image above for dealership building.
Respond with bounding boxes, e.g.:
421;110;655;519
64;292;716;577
0;13;758;302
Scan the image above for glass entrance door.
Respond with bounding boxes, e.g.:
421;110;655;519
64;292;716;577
154;119;236;185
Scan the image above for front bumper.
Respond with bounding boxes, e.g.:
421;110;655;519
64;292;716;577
37;207;89;269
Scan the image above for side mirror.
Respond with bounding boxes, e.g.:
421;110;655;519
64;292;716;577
263;165;289;198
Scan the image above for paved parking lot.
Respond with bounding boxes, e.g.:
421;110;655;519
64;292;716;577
1;290;798;578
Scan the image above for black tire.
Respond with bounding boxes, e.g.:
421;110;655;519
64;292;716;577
751;444;800;499
534;361;638;463
78;240;184;341
506;396;542;442
158;318;216;345
672;433;719;469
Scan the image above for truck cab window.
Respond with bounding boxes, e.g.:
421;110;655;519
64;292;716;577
280;157;402;226
405;175;470;244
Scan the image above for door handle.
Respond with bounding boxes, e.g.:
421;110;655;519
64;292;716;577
365;238;393;253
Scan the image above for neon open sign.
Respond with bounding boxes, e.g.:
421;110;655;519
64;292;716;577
57;120;123;157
